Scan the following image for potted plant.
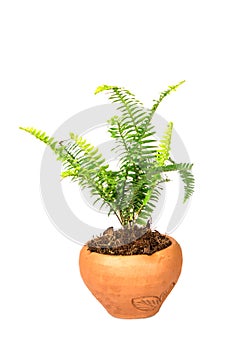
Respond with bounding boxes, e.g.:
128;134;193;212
20;82;194;319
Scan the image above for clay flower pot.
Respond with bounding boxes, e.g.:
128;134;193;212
79;236;182;319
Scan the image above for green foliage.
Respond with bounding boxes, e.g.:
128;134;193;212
20;82;194;227
149;80;185;116
156;122;173;166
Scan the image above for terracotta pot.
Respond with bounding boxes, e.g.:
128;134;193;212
79;236;182;319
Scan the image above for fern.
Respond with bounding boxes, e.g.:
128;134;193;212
95;85;155;162
149;80;185;116
20;81;194;227
19;127;78;168
95;85;159;225
19;127;120;219
19;127;58;149
152;162;194;203
156;122;173;166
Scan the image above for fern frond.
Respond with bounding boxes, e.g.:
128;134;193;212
95;86;157;225
178;168;195;203
20;127;121;219
150;80;185;115
156;122;173;166
19;127;56;148
95;83;193;225
133;80;185;148
96;85;158;164
152;162;194;203
19;127;78;168
96;85;146;136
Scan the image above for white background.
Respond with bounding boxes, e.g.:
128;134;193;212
1;1;232;349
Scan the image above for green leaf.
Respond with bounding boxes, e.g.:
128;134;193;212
156;122;173;166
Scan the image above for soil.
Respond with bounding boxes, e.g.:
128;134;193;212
87;225;172;256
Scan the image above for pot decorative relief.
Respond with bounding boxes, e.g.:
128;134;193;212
79;236;182;319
